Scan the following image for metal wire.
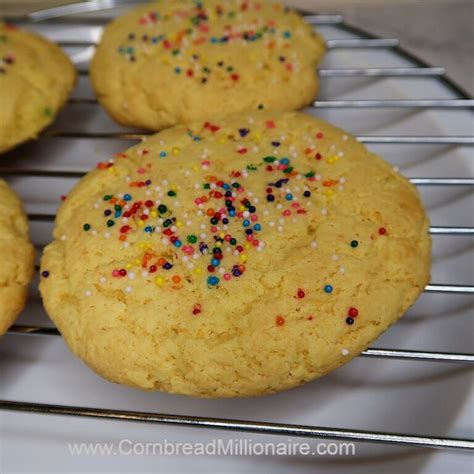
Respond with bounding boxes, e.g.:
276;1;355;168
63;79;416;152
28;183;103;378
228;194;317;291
2;7;473;453
0;400;472;450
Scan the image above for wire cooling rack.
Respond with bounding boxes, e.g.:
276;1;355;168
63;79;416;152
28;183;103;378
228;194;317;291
0;0;473;459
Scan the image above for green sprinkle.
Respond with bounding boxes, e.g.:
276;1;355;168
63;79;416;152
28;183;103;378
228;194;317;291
167;190;176;197
263;156;276;163
107;220;115;227
351;240;359;248
187;235;197;244
83;224;91;231
43;107;52;117
158;204;168;214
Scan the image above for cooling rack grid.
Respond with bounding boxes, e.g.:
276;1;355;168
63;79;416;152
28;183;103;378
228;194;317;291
0;1;473;458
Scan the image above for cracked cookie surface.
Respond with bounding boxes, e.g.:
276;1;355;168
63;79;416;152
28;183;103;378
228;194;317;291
90;0;325;131
0;23;76;153
0;179;34;335
40;111;431;397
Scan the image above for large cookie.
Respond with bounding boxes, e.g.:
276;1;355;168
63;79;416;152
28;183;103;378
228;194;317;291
0;23;76;154
0;179;35;335
40;111;431;397
90;0;325;130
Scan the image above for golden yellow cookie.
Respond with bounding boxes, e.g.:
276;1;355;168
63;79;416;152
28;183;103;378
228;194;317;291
0;23;76;154
0;179;35;335
40;111;431;397
90;0;325;130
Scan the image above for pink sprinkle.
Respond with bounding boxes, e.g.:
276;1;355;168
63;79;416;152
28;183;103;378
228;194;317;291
112;270;120;277
224;273;231;281
183;246;194;254
137;167;146;174
246;235;253;242
250;215;258;222
224;234;232;241
252;240;259;247
195;198;202;205
211;226;218;233
283;210;291;217
291;203;300;208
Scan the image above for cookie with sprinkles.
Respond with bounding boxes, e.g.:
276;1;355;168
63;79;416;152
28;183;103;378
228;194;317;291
0;179;35;335
40;111;431;397
0;23;76;153
90;0;325;130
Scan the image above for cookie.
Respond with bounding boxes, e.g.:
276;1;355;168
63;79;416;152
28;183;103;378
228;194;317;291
40;111;431;397
0;179;35;335
90;0;325;131
0;23;76;154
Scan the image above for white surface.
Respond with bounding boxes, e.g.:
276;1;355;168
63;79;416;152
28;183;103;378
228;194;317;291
0;9;473;474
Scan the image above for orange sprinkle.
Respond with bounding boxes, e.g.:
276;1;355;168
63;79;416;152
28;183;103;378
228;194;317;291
172;275;181;284
276;316;285;326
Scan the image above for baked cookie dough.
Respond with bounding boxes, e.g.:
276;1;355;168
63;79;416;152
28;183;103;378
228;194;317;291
0;23;76;154
40;111;431;397
0;179;35;335
90;0;325;130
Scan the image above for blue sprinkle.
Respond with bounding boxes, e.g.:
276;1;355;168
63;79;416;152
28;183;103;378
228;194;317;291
114;211;122;218
283;31;291;38
174;67;182;74
210;37;218;43
324;285;333;294
207;276;219;286
229;210;236;217
254;224;261;231
243;219;250;227
211;258;220;266
174;240;182;248
145;226;153;233
159;151;167;158
285;193;293;201
123;194;132;201
279;158;290;165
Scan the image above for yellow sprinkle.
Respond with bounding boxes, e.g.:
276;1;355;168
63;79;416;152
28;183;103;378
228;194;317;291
324;189;334;197
240;254;248;263
192;165;198;171
244;243;251;249
219;232;225;238
215;241;222;248
253;132;261;142
219;138;227;144
126;263;132;269
161;57;169;65
138;220;145;227
150;211;158;218
135;259;141;265
194;268;202;275
155;276;165;286
239;206;245;211
172;147;180;155
177;221;183;227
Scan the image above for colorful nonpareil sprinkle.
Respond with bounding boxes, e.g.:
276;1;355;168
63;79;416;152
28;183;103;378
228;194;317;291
68;114;391;322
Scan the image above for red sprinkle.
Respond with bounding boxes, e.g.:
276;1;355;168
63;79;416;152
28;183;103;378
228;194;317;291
296;288;305;299
276;316;285;326
348;307;359;317
379;227;387;235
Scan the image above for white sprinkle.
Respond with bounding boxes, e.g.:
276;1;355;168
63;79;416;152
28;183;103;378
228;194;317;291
187;263;194;269
277;226;284;232
393;166;400;173
128;272;136;280
219;268;226;275
332;254;339;261
60;235;67;241
279;218;285;225
104;232;111;238
263;210;269;216
341;348;350;356
200;223;206;230
194;183;200;189
321;208;328;216
310;241;318;248
93;203;99;209
200;233;207;239
85;290;92;297
123;242;130;249
339;266;346;274
269;221;275;227
142;271;149;278
342;135;348;141
338;151;344;157
162;238;169;245
161;180;168;186
99;277;106;284
124;286;132;293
